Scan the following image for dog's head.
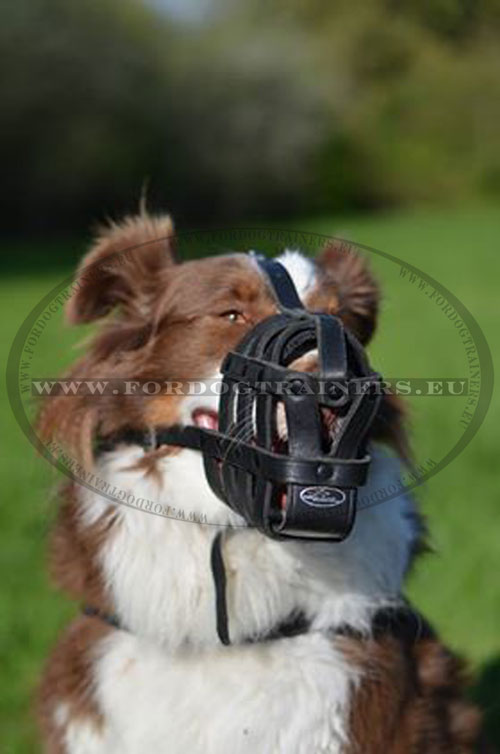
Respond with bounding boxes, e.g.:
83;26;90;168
40;213;405;524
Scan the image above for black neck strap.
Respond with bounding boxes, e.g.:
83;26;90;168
211;530;312;645
82;598;434;646
211;531;231;645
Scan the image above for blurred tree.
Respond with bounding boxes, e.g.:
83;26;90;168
228;0;500;211
167;25;329;220
1;0;174;232
1;0;500;233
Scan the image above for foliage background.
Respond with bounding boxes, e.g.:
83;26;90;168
1;1;499;751
3;0;500;233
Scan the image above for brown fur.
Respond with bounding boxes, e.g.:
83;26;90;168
38;215;407;466
66;213;176;325
313;239;379;345
39;225;278;465
38;615;110;753
128;442;181;482
341;634;487;753
49;485;117;611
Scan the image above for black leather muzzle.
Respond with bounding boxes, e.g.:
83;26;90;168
159;253;382;541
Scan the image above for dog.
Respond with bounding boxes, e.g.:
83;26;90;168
37;213;485;753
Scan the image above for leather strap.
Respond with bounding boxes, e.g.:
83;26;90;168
253;253;305;311
96;425;372;488
82;600;433;645
211;531;231;645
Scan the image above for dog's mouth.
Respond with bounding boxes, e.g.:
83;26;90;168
191;404;337;513
192;408;219;431
191;405;337;450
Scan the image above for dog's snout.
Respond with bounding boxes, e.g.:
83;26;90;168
288;349;319;374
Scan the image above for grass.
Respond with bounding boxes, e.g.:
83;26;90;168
1;203;499;751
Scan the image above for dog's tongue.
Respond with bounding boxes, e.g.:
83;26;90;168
192;408;219;431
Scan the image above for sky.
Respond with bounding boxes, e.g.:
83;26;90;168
145;0;216;23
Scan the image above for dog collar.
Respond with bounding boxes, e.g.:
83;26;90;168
82;599;434;646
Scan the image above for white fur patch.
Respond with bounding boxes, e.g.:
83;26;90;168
64;720;104;754
54;702;70;728
84;444;416;643
92;629;356;754
55;703;104;754
68;443;418;753
276;249;316;301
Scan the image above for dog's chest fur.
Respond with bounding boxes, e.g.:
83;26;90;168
47;446;417;754
88;630;354;754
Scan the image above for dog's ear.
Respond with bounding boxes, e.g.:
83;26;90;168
66;213;176;324
315;240;379;345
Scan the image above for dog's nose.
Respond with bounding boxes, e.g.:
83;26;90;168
288;349;319;374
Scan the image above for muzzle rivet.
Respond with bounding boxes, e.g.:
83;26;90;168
289;378;304;395
316;464;331;481
327;382;345;401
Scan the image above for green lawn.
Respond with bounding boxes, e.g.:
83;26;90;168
1;203;499;752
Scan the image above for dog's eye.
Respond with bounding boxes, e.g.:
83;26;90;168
220;310;244;323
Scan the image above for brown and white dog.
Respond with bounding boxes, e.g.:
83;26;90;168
38;213;485;753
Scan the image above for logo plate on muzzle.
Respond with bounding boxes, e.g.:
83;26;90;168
299;486;347;508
